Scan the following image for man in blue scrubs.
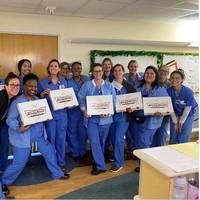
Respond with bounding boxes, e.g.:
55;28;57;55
67;62;89;160
151;65;171;147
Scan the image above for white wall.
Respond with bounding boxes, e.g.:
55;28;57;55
0;12;198;74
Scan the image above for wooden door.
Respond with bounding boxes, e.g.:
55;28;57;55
0;33;58;79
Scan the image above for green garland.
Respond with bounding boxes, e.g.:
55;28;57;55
90;50;198;70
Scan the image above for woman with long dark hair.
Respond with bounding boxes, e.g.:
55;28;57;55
131;66;169;172
131;66;169;150
167;70;197;144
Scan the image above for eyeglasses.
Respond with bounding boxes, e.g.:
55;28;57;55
8;84;20;88
159;70;169;74
93;70;103;73
61;67;70;70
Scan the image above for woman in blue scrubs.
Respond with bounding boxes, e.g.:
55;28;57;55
124;60;143;88
110;64;136;172
1;73;69;195
17;59;32;95
102;57;114;82
78;63;116;175
132;66;169;172
167;70;197;144
67;61;89;160
124;60;143;152
0;73;19;173
38;59;68;172
132;66;169;149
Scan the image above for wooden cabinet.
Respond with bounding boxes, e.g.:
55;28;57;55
133;142;198;199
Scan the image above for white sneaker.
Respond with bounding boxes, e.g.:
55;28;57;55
110;166;123;173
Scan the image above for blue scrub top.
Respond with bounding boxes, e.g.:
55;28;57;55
135;84;169;129
67;75;90;116
0;78;4;85
113;84;128;122
104;73;115;82
78;80;116;125
167;85;198;117
18;75;24;95
124;72;143;89
38;77;68;119
67;75;90;96
6;94;44;148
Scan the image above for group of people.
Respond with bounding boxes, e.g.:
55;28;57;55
0;57;198;198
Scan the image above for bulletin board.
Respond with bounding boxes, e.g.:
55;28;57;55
90;50;199;93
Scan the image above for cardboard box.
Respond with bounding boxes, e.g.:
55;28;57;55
49;88;79;111
143;96;174;115
17;99;53;126
116;92;143;112
86;95;114;115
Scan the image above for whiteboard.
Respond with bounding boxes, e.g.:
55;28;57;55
163;55;199;93
95;55;157;73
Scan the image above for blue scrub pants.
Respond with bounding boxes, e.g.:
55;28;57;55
68;114;87;157
151;117;169;147
46;117;67;166
1;136;64;185
105;127;112;151
132;121;157;149
110;121;129;168
170;115;194;144
0;123;9;172
0;181;4;199
126;122;137;150
87;121;111;170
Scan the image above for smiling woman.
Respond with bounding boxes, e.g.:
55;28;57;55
0;72;19;175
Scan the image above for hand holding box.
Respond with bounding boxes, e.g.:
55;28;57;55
17;99;53;126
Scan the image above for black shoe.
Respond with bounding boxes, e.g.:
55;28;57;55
26;161;35;167
59;173;70;180
72;156;80;162
2;184;9;195
91;169;106;176
5;195;15;199
134;167;140;173
92;163;97;170
60;165;66;172
79;154;86;161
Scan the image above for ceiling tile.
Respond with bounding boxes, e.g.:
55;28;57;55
132;0;185;7
172;2;198;10
107;4;195;22
0;0;198;23
39;0;89;14
99;0;137;4
0;0;41;8
72;0;126;18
